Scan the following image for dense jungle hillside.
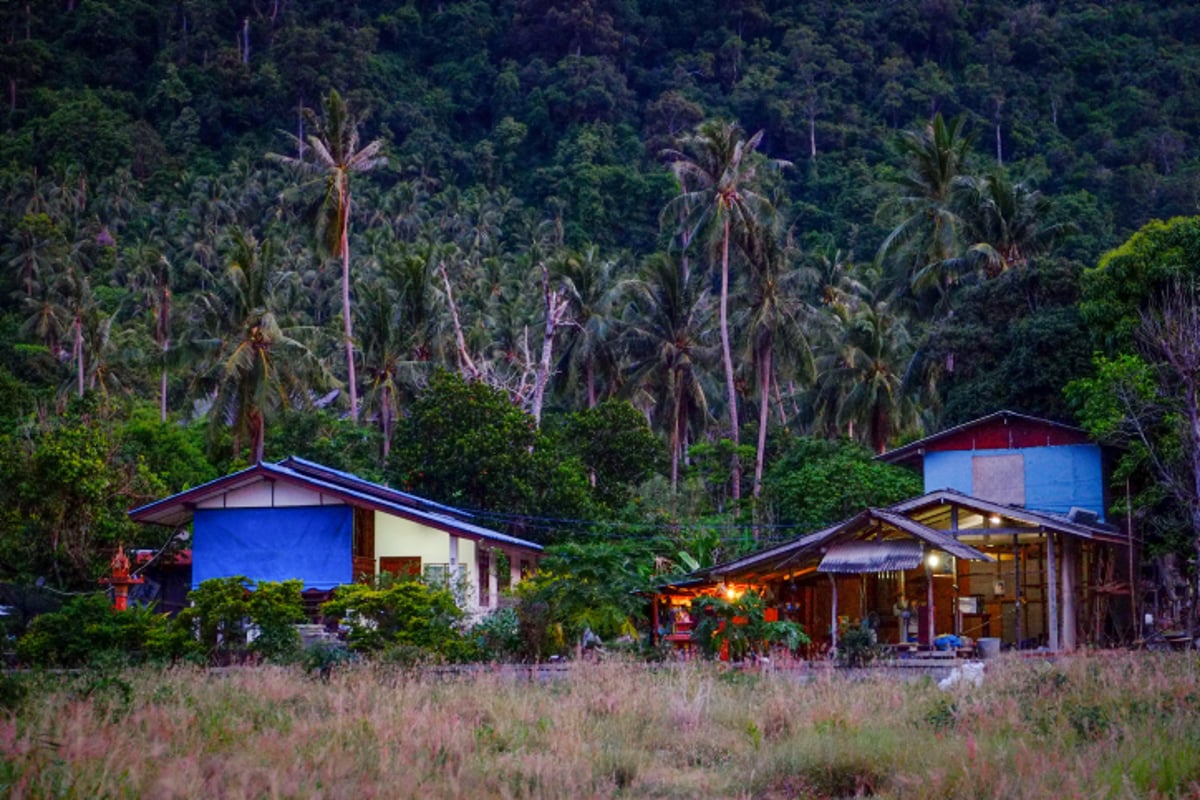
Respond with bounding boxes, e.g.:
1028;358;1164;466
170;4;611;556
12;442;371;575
2;0;1200;588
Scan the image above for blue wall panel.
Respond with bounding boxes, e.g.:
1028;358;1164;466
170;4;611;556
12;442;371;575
923;444;1105;519
192;506;353;589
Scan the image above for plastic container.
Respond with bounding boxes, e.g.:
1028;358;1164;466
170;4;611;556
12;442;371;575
977;637;1001;659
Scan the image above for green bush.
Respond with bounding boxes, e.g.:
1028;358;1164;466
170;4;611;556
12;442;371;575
837;620;884;668
690;591;808;662
322;580;472;661
177;576;252;663
470;606;523;661
247;579;306;662
178;577;307;664
15;594;184;667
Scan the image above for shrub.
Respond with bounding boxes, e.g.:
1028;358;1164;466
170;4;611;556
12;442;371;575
322;580;472;661
247;579;306;662
176;577;306;664
177;576;252;663
690;590;808;662
837;619;884;667
15;594;183;667
471;606;523;661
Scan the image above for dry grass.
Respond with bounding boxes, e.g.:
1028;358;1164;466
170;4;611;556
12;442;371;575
2;653;1199;799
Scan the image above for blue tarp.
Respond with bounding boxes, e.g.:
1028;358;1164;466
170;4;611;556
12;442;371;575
192;506;353;589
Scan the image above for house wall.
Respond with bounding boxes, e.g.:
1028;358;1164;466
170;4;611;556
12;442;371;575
924;444;1105;519
373;512;493;613
374;512;453;568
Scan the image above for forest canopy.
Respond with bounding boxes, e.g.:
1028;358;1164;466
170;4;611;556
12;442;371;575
3;0;1200;588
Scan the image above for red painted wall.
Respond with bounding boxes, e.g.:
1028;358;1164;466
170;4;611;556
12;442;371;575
925;419;1090;453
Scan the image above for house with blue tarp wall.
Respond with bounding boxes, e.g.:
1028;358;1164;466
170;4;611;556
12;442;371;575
129;457;543;617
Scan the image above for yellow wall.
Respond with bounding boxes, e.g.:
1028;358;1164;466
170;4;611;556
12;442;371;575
374;511;452;569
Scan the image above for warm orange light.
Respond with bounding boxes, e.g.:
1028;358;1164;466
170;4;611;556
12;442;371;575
990;514;1002;525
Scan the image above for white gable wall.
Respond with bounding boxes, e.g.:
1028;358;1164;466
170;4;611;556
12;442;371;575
194;479;345;509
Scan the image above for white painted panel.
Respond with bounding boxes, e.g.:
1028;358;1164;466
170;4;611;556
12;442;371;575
273;482;326;507
222;483;275;508
196;496;225;509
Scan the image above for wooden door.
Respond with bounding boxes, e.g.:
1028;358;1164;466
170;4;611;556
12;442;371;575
379;556;422;581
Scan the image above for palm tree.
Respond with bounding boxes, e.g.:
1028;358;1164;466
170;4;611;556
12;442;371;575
948;169;1077;279
740;222;814;504
268;89;386;423
813;297;918;454
877;113;976;301
356;278;409;460
551;245;624;409
621;254;718;490
191;229;330;463
663;119;789;502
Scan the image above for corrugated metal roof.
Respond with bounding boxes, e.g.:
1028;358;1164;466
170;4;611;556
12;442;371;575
871;509;994;562
890;489;1126;543
128;459;543;553
817;540;924;573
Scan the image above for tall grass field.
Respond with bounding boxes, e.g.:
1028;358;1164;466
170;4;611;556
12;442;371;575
1;654;1197;798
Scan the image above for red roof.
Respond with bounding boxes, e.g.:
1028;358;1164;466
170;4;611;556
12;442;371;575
878;410;1092;468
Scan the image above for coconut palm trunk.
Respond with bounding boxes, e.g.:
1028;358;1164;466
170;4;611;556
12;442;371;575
719;214;741;502
340;187;359;421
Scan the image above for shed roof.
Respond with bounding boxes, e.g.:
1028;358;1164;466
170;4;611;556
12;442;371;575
817;540;923;573
128;459;543;553
877;410;1092;469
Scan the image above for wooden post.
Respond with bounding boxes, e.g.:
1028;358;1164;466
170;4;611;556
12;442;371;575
1046;531;1059;652
1062;537;1078;650
926;560;935;647
1014;535;1023;649
651;596;660;646
829;574;838;656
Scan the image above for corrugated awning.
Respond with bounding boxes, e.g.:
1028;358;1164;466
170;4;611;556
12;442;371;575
817;540;924;574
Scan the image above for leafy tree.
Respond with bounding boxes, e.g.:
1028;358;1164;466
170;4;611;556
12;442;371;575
0;401;167;587
1068;282;1200;638
765;437;922;530
268;89;386;423
919;258;1092;426
387;370;594;528
1081;216;1200;353
549;399;664;511
514;540;653;656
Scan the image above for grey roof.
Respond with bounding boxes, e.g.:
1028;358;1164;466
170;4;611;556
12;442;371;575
891;488;1126;543
817;540;924;573
704;503;999;583
128;459;543;553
